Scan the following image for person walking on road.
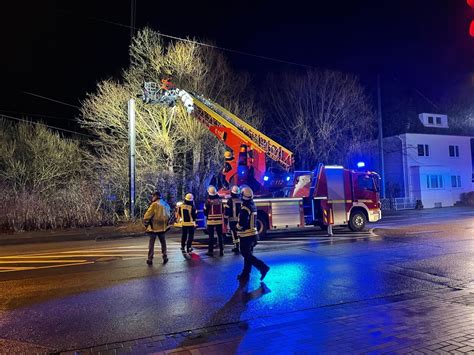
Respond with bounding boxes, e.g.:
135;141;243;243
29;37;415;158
204;185;225;257
143;191;171;265
237;186;270;282
178;193;197;256
224;185;243;255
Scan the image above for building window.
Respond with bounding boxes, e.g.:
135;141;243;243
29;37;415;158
449;145;459;157
428;116;434;124
436;117;441;124
426;175;444;189
451;175;461;188
418;144;429;156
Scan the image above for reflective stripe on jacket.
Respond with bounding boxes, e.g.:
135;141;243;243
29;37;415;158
204;197;223;226
178;202;197;227
224;197;242;222
237;203;258;238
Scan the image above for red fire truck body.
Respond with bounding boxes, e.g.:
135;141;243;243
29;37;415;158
253;165;381;236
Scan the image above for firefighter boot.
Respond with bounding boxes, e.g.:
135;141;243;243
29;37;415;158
162;255;169;264
232;242;240;255
260;265;270;281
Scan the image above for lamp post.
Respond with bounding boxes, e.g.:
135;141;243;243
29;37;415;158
128;99;136;219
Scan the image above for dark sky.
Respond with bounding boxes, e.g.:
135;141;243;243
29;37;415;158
1;0;473;129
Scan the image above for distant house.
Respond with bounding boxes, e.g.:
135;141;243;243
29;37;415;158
369;113;474;208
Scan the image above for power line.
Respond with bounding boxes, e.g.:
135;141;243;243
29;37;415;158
23;91;81;109
0;114;92;138
0;109;77;121
88;17;313;69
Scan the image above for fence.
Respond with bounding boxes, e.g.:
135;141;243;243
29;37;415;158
381;198;418;211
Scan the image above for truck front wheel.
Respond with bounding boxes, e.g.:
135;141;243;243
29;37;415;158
349;210;367;232
256;213;268;239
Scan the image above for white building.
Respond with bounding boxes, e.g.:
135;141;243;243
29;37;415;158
374;113;474;208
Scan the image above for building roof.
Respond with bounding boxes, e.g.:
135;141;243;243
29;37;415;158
394;114;474;137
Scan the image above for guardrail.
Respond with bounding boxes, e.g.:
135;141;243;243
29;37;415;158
381;198;418;211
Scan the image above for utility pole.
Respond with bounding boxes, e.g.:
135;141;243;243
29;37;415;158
128;99;136;219
377;75;386;199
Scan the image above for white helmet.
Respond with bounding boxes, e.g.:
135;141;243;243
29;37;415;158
185;193;194;202
207;185;217;196
241;186;254;200
230;185;241;195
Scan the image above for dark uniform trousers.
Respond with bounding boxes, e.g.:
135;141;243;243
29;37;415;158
240;236;267;275
208;224;224;252
181;226;195;250
148;232;167;261
229;221;239;245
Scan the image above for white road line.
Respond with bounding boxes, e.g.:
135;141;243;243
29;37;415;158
48;253;146;257
0;259;89;264
0;262;95;273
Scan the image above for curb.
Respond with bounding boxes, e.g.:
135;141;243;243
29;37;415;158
0;232;145;246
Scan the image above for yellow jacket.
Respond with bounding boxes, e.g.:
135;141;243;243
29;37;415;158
143;199;170;233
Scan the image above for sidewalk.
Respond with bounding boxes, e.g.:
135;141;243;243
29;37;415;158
65;284;474;355
0;223;187;246
0;224;148;246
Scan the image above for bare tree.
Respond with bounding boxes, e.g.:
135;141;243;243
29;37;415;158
265;69;375;169
80;28;261;215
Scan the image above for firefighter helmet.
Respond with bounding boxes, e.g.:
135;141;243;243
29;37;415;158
241;186;254;200
207;185;217;196
224;151;233;159
185;193;194;202
230;185;241;195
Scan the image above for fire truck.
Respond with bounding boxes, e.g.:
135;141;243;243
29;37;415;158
142;82;382;236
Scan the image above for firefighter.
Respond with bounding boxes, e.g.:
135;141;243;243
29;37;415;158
204;185;225;257
224;185;242;255
160;78;175;91
178;193;197;254
143;191;171;265
236;186;270;282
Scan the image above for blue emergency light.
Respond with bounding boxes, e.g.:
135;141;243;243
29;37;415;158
357;162;366;168
263;175;269;182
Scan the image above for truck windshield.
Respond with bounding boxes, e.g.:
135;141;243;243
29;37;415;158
372;176;380;192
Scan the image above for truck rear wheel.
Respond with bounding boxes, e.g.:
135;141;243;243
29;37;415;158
349;211;367;232
256;213;268;239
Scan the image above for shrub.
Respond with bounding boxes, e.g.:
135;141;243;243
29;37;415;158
0;119;114;231
460;191;474;207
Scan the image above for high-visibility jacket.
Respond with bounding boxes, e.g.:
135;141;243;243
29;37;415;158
237;200;258;237
178;201;197;227
224;196;242;222
204;196;223;226
143;199;171;233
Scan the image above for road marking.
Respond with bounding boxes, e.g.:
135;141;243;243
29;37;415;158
0;262;95;273
0;259;89;263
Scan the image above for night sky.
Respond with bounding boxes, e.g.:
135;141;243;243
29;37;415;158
1;0;473;130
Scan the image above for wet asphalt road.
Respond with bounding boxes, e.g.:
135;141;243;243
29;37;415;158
0;207;473;352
